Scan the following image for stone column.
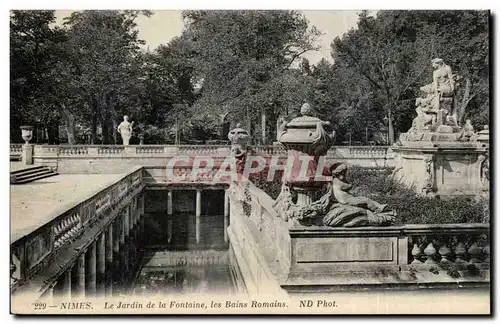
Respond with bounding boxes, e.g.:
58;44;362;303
124;207;130;238
196;189;201;244
167;190;173;244
122;210;129;278
113;220;121;294
96;232;105;296
22;144;34;165
74;253;86;298
224;190;229;243
41;285;54;303
105;226;113;297
85;242;97;297
61;268;72;299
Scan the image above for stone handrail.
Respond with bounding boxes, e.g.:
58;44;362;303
10;166;145;292
27;144;396;173
29;144;393;156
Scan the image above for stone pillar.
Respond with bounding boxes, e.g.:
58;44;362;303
113;220;121;294
41;285;54;303
85;242;97;297
22;144;34;165
224;189;229;243
122;210;129;278
75;253;86;298
105;226;113;297
124;207;130;238
196;189;201;244
167;190;173;244
61;268;72;299
96;233;105;296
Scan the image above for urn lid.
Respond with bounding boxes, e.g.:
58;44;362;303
285;103;323;128
278;103;333;146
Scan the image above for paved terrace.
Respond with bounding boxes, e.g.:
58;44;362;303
10;163;123;243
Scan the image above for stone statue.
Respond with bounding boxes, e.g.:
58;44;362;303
274;163;396;227
400;58;462;142
117;115;134;146
319;163;396;227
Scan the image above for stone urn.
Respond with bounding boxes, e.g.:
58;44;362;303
277;103;335;205
138;133;144;145
20;125;34;144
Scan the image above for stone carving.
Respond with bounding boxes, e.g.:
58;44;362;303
422;156;436;196
478;152;489;190
274;163;396;227
117;116;134;146
400;58;464;142
228;123;251;173
273;102;335;223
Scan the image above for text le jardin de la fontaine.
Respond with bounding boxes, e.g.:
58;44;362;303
55;299;338;310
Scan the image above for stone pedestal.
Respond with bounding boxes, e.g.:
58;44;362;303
22;144;34;165
393;141;488;196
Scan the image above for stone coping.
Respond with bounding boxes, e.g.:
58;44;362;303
288;223;489;236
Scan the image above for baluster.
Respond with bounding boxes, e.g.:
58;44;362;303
468;242;483;263
439;242;454;264
483;244;490;263
454;241;467;263
411;243;423;264
424;242;438;264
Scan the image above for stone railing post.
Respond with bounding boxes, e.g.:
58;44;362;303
22;144;34;165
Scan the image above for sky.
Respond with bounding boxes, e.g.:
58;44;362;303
54;10;364;64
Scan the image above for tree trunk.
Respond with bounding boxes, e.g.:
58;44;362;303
458;77;472;125
388;109;395;145
101;118;110;144
91;113;97;144
112;119;117;144
61;105;76;145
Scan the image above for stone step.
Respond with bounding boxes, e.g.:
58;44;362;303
10;167;58;184
10;165;46;176
14;169;54;180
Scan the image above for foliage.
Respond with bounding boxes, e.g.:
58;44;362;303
330;11;489;142
10;10;489;146
253;166;489;225
10;10;67;142
181;10;322;141
347;167;489;225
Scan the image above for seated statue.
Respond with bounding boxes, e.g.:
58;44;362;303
279;163;397;227
320;163;396;227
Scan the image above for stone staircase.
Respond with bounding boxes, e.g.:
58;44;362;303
10;166;58;184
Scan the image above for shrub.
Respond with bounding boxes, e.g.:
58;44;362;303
251;166;490;225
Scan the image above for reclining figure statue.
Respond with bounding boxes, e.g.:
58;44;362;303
274;163;396;227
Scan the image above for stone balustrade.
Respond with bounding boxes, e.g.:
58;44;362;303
10;144;22;160
10;166;146;297
228;179;490;294
15;144;396;173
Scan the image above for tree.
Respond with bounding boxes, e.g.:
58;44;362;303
10;10;66;143
181;10;322;143
330;10;489;142
55;10;152;144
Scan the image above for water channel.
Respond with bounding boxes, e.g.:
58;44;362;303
127;189;246;297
